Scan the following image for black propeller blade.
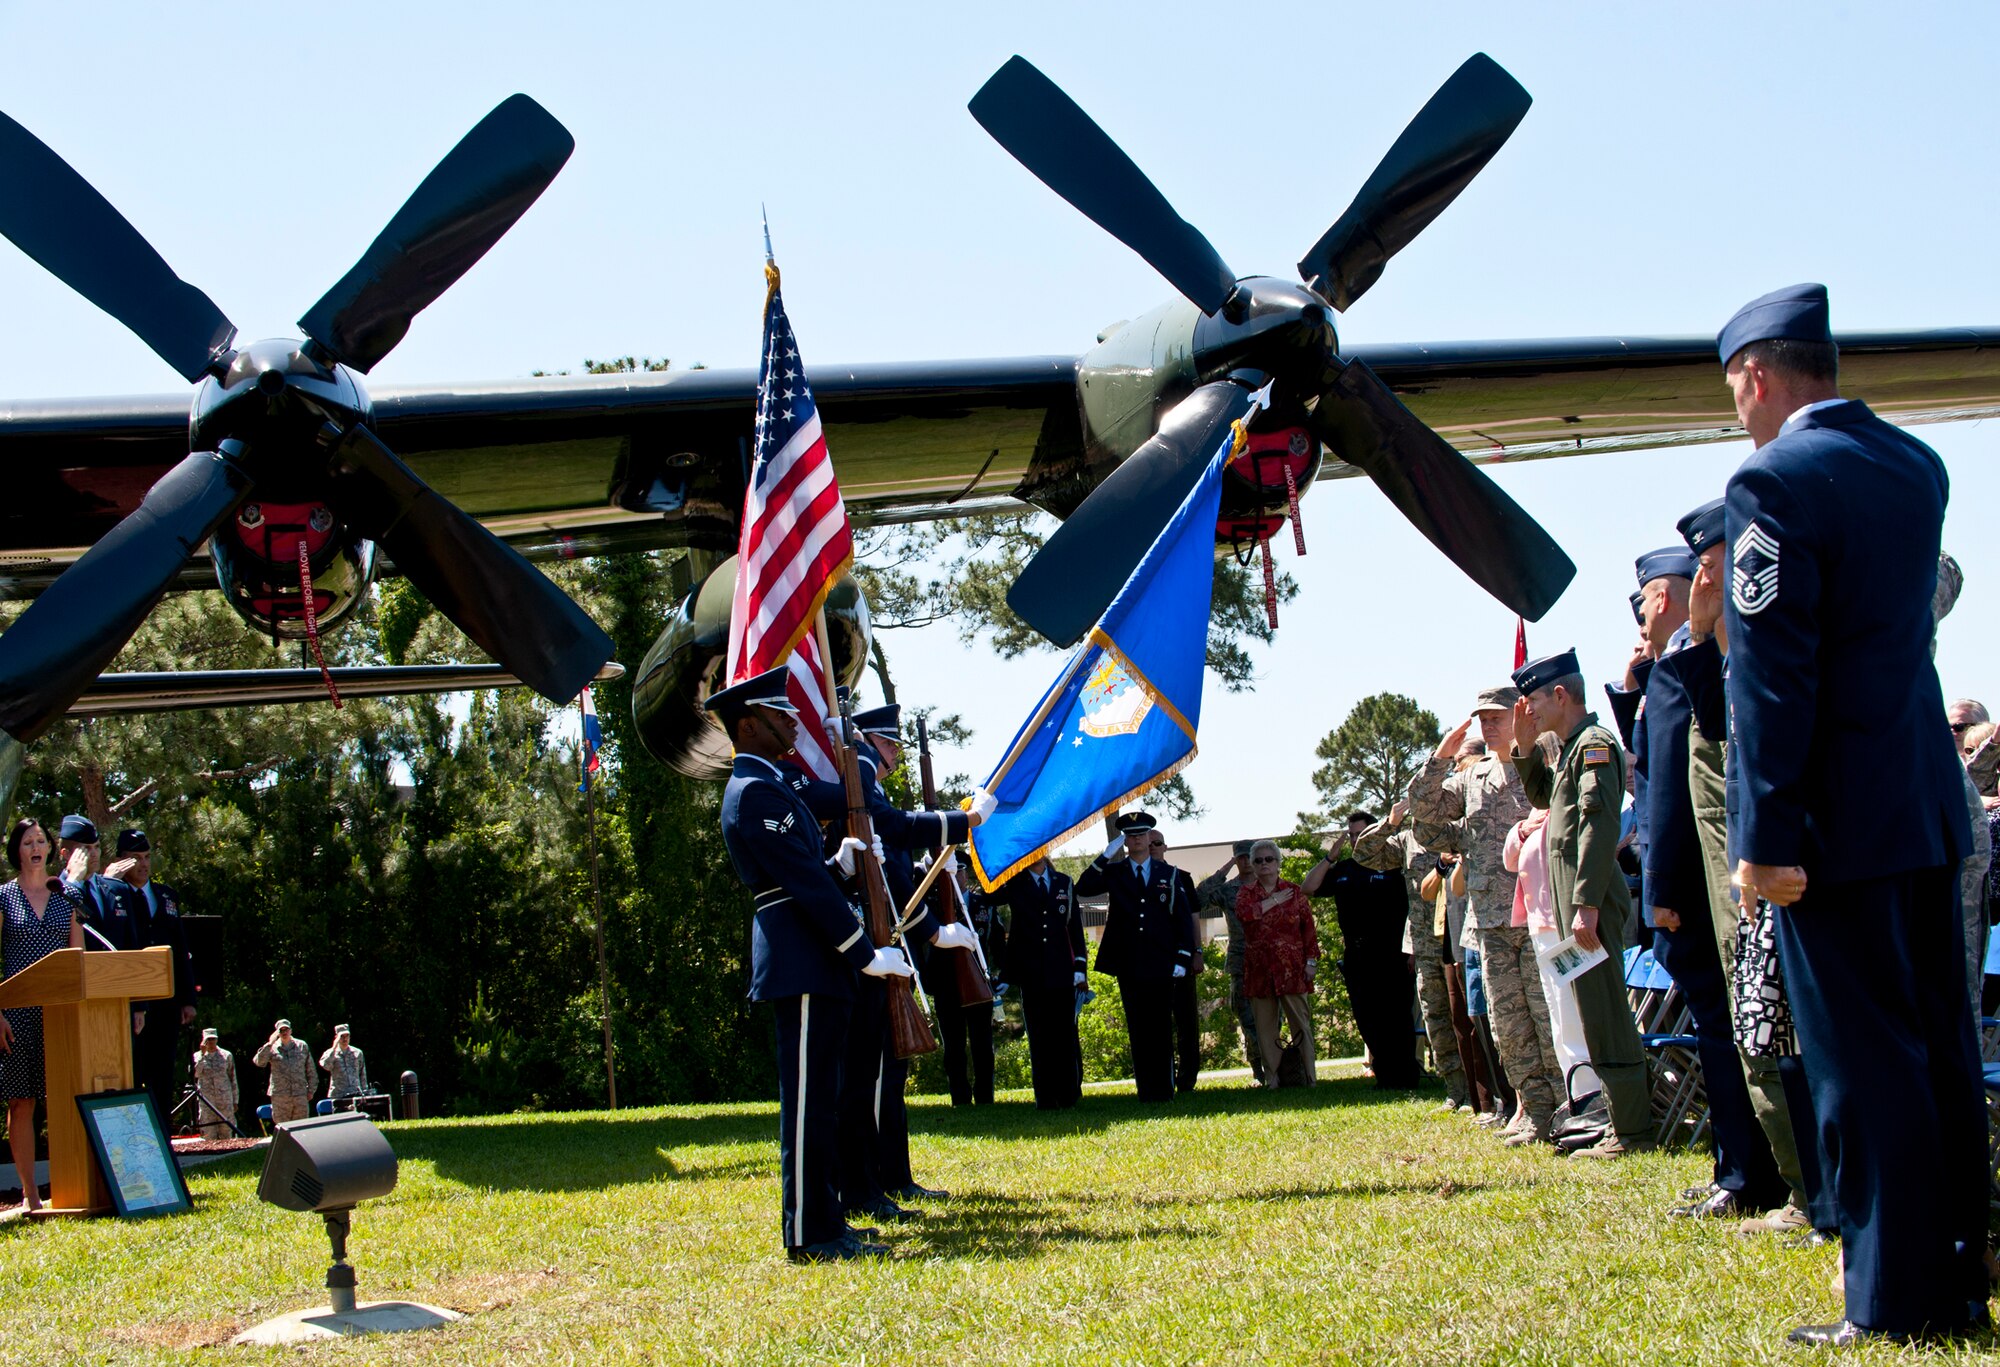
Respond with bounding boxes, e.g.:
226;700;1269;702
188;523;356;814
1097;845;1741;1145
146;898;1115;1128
324;424;612;701
0;112;236;382
1007;379;1263;648
0;447;253;743
298;94;575;373
1297;53;1531;311
1310;359;1573;620
970;56;1237;317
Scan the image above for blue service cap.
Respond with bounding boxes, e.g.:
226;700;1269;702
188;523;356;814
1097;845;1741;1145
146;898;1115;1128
1512;648;1581;696
852;703;902;739
1717;283;1830;365
703;665;799;720
58;814;96;843
1115;810;1158;834
116;829;150;855
1678;497;1726;555
1636;546;1697;585
1628;590;1645;627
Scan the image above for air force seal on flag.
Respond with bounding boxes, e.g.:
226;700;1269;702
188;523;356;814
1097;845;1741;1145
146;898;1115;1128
1079;655;1154;738
1733;521;1780;616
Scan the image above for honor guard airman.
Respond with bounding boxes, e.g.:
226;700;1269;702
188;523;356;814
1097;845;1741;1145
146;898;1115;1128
1000;856;1088;1108
782;701;987;1221
1509;650;1652;1156
708;667;917;1264
1077;811;1198;1102
1717;285;1986;1344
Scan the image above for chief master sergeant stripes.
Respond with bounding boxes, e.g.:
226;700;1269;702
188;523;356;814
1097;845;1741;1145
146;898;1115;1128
1717;283;1986;1346
708;665;918;1265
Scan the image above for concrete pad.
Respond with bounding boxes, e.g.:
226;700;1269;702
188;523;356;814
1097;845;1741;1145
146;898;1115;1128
231;1300;462;1345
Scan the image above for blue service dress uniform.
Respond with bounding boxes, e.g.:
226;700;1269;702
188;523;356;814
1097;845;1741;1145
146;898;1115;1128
1077;855;1197;1101
932;882;1003;1106
999;867;1087;1109
783;752;964;1208
720;753;880;1252
1322;855;1420;1088
1624;630;1787;1209
124;879;195;1123
1725;398;1985;1335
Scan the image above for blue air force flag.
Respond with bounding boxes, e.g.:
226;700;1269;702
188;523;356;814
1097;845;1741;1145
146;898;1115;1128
967;387;1264;891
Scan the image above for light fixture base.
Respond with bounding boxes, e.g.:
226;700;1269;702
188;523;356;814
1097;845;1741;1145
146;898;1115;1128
231;1300;462;1346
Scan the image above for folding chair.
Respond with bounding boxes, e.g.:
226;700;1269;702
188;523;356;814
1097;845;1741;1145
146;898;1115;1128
1625;947;1707;1148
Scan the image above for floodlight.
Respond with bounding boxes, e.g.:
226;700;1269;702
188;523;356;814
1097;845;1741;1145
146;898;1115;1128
256;1112;398;1313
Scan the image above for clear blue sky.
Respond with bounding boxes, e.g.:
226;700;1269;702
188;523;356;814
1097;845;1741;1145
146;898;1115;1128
2;5;1995;847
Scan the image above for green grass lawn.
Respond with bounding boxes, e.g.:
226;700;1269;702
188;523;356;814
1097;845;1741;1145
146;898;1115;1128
6;1063;1993;1365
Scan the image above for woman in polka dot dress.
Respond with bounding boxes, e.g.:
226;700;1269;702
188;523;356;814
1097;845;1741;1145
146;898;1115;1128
1;819;83;1213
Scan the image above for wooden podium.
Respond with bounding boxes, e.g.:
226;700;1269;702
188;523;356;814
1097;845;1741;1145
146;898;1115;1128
0;947;173;1215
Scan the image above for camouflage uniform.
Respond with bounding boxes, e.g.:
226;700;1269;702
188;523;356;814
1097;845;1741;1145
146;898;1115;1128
1412;749;1561;1124
1957;767;1990;1011
319;1042;370;1101
1353;817;1466;1106
253;1036;318;1124
1196;867;1261;1081
190;1044;237;1141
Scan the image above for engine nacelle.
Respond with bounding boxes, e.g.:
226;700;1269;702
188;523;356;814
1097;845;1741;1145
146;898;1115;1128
631;556;872;778
211;500;376;642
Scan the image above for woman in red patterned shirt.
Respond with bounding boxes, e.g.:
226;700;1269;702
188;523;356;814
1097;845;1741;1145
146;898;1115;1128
1236;840;1319;1089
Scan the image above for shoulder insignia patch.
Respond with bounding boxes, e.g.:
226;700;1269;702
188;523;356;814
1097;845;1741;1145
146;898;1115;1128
1732;521;1780;616
761;812;797;835
1582;745;1612;766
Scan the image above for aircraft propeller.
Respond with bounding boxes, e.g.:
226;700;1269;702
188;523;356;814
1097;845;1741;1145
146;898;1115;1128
970;54;1575;643
0;96;612;744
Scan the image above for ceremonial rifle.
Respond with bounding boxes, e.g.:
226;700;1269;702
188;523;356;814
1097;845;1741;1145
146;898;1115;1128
831;685;938;1059
915;714;993;1008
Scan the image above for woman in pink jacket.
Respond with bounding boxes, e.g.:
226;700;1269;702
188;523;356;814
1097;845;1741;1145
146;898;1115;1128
1505;811;1598;1098
1236;840;1319;1089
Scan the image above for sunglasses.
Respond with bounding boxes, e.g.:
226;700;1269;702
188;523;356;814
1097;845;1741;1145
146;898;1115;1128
1952;721;1976;734
1251;855;1278;864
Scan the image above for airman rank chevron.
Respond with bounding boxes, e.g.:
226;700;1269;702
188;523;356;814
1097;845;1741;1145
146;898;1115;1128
1582;744;1612;766
1733;521;1780;616
762;812;796;835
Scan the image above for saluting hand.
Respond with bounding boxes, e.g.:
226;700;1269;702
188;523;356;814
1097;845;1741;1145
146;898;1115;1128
1389;798;1408;827
1434;718;1472;760
1510;696;1536;750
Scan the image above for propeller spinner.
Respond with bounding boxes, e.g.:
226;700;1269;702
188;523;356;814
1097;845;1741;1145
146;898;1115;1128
0;97;612;744
971;54;1574;643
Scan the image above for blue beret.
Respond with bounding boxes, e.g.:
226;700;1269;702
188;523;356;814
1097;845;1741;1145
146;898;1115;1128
1717;282;1830;365
1678;498;1726;556
115;829;150;855
1512;648;1581;696
852;703;902;739
1636;546;1697;585
703;665;799;720
1115;810;1158;834
1628;590;1645;627
58;814;96;843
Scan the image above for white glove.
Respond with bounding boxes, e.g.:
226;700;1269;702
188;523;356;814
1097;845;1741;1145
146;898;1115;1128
833;837;868;877
861;948;915;979
1102;837;1126;862
1172;964;1187;979
1072;971;1087;988
940;848;959;874
969;787;999;822
932;922;978;952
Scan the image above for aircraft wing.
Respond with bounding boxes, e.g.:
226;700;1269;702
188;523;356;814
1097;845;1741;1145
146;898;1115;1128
4;328;1996;597
66;660;625;717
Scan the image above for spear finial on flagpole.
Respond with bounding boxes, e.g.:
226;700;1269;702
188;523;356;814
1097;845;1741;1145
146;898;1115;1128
761;204;779;302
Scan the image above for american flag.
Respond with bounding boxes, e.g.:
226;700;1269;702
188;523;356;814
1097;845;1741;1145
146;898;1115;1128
577;685;603;793
725;253;853;781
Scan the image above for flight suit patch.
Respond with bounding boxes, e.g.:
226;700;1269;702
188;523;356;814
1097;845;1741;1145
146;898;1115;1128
1582;745;1612;766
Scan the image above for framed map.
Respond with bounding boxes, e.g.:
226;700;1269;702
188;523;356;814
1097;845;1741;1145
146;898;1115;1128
75;1089;191;1218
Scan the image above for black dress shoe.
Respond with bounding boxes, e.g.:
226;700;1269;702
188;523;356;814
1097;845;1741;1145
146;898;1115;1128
889;1183;949;1201
1669;1189;1749;1220
844;1223;879;1241
788;1235;889;1264
1786;1321;1902;1347
852;1199;918;1223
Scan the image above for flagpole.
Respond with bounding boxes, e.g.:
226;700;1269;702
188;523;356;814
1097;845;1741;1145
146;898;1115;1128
581;695;618;1111
980;642;1095;795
